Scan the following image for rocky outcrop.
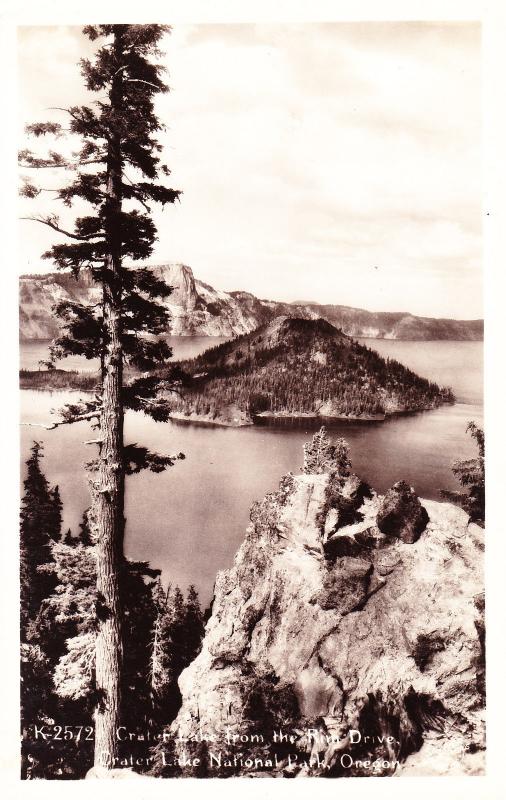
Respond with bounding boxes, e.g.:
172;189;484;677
376;480;430;544
168;433;485;778
19;263;483;341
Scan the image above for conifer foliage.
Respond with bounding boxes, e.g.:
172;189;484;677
442;421;485;525
19;444;89;780
19;25;185;767
303;426;351;477
150;583;205;725
20;452;205;778
20;442;62;634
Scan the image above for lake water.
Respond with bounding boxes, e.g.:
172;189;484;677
19;336;231;372
20;338;483;604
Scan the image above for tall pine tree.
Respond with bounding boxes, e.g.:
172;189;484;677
19;25;184;767
20;442;62;634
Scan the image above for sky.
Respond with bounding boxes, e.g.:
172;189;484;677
17;22;482;319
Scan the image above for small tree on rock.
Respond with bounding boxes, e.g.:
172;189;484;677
302;426;351;477
442;421;485;525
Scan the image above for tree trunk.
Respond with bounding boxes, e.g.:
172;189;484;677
93;29;125;770
93;292;124;768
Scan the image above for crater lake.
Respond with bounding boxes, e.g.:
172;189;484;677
20;338;483;603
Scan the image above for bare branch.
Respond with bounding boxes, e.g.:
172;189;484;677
19;154;105;170
21;409;101;431
20;216;103;241
125;79;160;89
21;422;56;431
48;106;83;122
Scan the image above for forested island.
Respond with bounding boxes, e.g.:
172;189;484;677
164;316;455;426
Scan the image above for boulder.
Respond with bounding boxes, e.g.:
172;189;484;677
377;480;429;543
323;526;389;560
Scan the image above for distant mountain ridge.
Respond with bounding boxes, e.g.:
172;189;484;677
19;262;483;341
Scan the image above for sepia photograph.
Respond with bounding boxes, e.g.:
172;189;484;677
4;2;502;790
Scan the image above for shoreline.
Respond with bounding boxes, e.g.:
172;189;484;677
170;402;456;429
18;391;459;429
19;372;456;428
19;335;484;345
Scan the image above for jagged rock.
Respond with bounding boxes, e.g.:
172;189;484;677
321;474;379;559
169;462;484;778
323;526;389;560
315;557;372;612
376;480;429;543
323;508;339;538
323;531;364;559
319;473;373;540
354;525;390;550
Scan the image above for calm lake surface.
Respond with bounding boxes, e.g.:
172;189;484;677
20;338;483;604
19;336;230;372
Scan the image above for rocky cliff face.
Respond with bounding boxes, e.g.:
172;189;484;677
170;433;485;777
19;269;100;340
19;263;483;341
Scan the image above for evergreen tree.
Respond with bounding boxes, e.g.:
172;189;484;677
303;426;351;477
27;534;164;777
149;584;205;776
62;528;76;546
442;421;485;525
154;586;184;722
49;486;63;541
120;559;161;746
20;442;62;634
150;583;204;728
20;449;94;779
183;584;205;665
19;446;200;777
20;25;184;766
78;509;93;547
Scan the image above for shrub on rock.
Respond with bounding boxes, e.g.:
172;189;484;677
302;426;351;476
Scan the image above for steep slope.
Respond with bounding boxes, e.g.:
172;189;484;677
19;263;483;341
148;264;270;336
167;433;485;778
169;316;455;425
19;263;286;340
19;269;100;340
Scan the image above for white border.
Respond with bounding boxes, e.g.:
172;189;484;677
1;2;505;799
